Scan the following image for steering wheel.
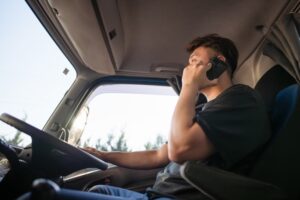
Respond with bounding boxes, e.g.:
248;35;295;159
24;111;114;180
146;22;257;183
0;138;20;170
0;113;108;177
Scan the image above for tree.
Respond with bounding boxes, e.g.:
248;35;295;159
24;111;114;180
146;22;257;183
95;138;108;151
80;130;130;152
82;138;91;148
1;113;27;146
144;134;165;150
5;131;23;146
109;131;129;152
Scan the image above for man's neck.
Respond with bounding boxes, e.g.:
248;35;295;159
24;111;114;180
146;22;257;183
201;79;233;102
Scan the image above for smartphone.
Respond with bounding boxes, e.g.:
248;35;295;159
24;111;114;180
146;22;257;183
206;57;228;80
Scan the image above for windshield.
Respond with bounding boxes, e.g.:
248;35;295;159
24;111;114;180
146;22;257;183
0;1;76;147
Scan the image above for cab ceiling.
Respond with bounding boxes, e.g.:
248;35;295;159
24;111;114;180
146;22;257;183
45;0;290;77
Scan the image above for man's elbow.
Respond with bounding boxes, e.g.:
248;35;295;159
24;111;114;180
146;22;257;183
168;146;189;164
168;143;212;164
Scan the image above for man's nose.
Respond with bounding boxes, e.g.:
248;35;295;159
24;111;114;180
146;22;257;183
189;56;199;65
189;57;203;66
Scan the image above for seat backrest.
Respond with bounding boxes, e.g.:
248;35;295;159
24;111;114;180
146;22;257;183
250;84;300;199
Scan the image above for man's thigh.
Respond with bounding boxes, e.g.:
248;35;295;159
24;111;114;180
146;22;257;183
89;185;148;199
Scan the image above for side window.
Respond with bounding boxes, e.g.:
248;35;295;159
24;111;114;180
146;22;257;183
68;84;178;151
0;1;76;147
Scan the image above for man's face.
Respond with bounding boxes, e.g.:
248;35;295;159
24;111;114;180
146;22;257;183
189;46;217;66
188;46;219;90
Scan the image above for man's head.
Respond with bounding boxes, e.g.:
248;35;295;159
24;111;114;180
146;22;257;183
186;34;239;77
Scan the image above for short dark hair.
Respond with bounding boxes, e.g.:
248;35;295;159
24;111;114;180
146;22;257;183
186;34;239;75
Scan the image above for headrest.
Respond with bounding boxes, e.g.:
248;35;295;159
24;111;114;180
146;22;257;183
255;66;296;113
271;84;300;134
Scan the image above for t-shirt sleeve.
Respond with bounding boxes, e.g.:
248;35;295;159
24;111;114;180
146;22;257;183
194;88;271;169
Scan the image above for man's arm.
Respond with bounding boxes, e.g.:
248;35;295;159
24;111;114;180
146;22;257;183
83;143;169;170
168;64;215;164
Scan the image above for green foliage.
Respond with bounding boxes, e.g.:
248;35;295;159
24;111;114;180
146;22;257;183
81;130;166;152
0;114;27;146
83;138;91;148
109;131;129;151
3;131;23;146
83;130;130;152
95;138;108;151
144;134;165;150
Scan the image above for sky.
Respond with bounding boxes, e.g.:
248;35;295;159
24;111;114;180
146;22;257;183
0;1;178;150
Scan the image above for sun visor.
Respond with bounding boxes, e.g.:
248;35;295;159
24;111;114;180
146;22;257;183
97;0;125;70
48;0;116;74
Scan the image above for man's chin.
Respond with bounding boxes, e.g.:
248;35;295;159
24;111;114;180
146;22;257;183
198;81;218;91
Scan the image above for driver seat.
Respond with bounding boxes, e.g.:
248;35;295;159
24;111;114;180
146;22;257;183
180;84;300;200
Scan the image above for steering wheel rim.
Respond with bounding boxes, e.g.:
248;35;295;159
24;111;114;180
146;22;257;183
0;113;108;175
0;138;20;171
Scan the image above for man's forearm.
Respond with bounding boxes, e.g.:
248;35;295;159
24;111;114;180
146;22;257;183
102;151;157;169
169;84;198;152
99;144;169;169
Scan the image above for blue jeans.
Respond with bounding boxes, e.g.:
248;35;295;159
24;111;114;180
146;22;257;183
88;185;174;200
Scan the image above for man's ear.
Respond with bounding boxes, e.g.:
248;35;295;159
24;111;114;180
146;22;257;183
217;55;226;62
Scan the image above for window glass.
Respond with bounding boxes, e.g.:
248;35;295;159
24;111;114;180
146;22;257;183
69;84;178;151
0;1;76;147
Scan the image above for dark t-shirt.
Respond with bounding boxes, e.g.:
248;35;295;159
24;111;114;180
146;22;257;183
148;84;271;199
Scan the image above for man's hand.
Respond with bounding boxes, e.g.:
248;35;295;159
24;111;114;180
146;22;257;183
182;58;212;89
81;147;106;160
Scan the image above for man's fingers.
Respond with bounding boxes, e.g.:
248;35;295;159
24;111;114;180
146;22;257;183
81;147;96;154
